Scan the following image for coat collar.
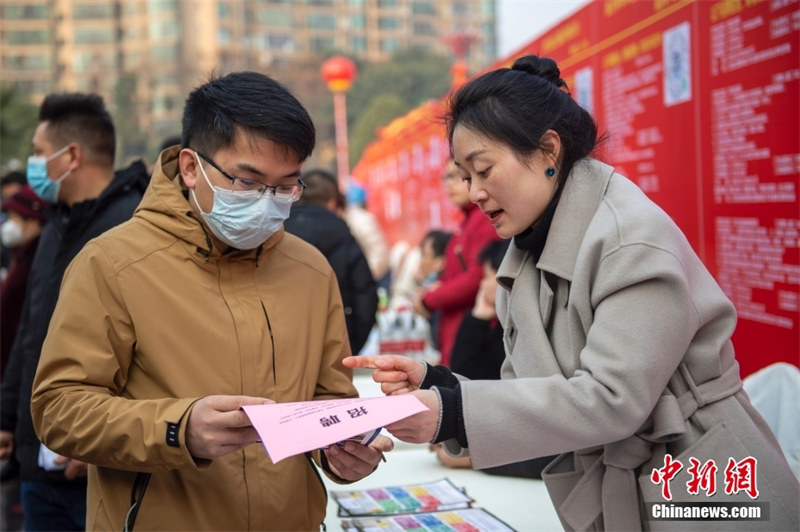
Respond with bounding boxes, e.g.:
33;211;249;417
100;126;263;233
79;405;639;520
497;158;615;286
135;146;283;261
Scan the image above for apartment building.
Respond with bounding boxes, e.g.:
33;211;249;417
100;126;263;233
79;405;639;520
1;0;497;163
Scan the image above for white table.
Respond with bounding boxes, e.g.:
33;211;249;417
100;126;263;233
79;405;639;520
322;371;563;531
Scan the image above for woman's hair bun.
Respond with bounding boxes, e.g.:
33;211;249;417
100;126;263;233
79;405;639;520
512;55;568;91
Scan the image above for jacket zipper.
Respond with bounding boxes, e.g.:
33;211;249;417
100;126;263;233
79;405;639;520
261;302;277;385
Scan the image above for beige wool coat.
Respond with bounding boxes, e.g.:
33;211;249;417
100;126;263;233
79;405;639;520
443;159;799;531
31;148;358;531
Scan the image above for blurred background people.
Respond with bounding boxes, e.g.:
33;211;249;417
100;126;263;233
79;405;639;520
415;229;452;291
448;239;508;380
412;159;501;366
0;92;149;531
285;168;378;355
0;171;29;277
387;239;421;307
414;229;452;352
0;172;27;201
0;186;47;378
0;184;46;532
343;180;391;291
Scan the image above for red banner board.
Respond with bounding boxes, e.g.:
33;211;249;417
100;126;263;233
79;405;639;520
351;0;800;376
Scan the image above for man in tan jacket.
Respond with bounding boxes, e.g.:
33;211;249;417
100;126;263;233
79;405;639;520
31;72;392;531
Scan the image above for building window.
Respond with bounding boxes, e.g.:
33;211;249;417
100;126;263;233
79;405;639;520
218;27;232;44
453;2;469;17
3;4;51;19
4;54;53;71
218;3;232;18
148;0;178;13
350;14;365;28
73;4;115;19
6;30;51;45
148;19;180;38
378;17;398;30
411;2;436;15
261;9;292;27
307;14;336;30
378;0;398;7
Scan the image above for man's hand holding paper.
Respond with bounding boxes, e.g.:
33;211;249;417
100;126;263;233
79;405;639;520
186;395;275;460
324;434;394;481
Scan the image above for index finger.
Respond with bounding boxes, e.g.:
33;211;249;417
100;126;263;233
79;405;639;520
342;355;379;369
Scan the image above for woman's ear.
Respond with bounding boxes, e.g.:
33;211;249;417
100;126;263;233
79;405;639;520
178;149;199;189
539;129;562;167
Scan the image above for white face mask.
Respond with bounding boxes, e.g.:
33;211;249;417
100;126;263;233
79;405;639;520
1;220;25;248
191;152;292;249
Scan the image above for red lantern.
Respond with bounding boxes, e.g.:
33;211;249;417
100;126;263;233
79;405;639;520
321;56;358;93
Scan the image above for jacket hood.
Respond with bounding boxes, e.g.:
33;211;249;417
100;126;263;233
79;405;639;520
134;146;284;260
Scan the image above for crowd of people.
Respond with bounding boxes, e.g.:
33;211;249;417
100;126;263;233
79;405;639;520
0;54;796;532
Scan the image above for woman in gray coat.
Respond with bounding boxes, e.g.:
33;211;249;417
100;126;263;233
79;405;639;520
345;55;799;531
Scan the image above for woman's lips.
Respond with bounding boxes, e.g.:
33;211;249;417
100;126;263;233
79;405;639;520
485;209;503;224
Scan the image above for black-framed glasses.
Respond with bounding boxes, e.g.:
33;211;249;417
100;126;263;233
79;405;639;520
195;151;306;202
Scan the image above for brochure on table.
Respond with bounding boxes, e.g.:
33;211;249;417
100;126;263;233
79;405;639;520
332;478;473;517
340;507;515;532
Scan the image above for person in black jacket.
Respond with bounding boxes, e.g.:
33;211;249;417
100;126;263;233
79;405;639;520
0;92;149;531
284;168;378;355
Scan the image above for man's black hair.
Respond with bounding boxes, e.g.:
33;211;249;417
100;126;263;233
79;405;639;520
39;92;116;164
182;71;315;162
298;168;339;207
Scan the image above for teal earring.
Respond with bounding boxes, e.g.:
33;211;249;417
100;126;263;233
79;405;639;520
545;167;556;178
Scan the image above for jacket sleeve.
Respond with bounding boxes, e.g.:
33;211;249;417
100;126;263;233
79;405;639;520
30;242;199;472
454;240;722;468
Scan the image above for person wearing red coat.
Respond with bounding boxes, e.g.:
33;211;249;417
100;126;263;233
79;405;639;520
413;160;501;366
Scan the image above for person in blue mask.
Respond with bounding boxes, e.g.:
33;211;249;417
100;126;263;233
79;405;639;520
0;93;149;531
29;71;393;531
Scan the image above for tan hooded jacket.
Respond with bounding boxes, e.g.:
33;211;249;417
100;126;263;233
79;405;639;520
31;147;357;530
